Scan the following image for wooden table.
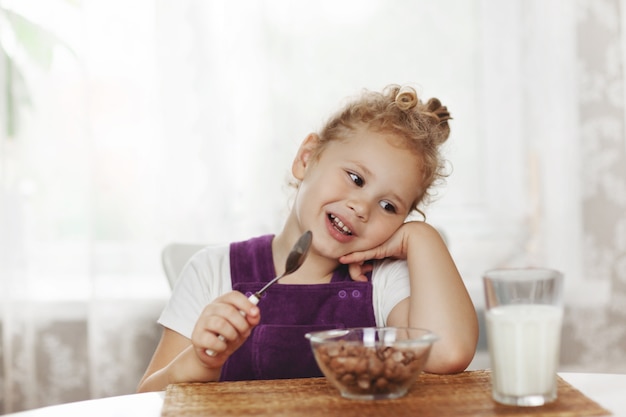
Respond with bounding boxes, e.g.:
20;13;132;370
5;371;625;417
160;370;612;417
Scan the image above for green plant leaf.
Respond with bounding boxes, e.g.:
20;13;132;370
4;8;70;70
1;2;77;138
4;51;32;139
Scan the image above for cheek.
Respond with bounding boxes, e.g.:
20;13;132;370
293;178;327;219
369;216;405;242
302;170;347;200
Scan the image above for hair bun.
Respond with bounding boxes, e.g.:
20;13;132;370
426;98;452;124
395;86;418;111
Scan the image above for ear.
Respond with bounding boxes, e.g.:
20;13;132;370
292;133;320;180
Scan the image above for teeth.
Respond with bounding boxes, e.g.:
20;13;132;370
330;214;352;235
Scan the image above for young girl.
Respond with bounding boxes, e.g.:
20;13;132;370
137;84;478;392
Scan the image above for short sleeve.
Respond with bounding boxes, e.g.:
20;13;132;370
371;259;411;326
157;244;232;339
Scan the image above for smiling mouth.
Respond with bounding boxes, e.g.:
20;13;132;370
329;214;352;235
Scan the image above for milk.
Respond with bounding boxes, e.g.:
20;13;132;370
486;304;563;399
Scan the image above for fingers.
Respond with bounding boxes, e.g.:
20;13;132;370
199;312;240;357
340;226;413;265
339;247;384;265
205;334;226;357
348;262;373;282
192;291;260;360
228;291;260;315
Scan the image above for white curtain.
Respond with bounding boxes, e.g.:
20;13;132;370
1;0;625;413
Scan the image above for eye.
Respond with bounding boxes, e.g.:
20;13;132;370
379;200;397;214
348;172;364;187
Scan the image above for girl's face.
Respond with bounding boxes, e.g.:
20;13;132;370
292;125;423;259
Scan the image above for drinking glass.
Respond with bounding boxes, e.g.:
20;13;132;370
483;268;564;406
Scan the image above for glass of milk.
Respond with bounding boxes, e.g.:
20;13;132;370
483;268;564;406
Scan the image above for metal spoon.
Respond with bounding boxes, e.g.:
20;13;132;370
205;230;312;357
248;230;312;305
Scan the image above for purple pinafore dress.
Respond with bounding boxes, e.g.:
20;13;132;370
219;235;377;381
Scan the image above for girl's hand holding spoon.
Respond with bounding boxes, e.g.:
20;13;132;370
196;231;312;358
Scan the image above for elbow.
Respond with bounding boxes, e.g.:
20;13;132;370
425;347;476;374
424;333;478;374
425;314;480;374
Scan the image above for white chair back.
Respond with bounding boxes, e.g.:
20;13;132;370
161;243;206;288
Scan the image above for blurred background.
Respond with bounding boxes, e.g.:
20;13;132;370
0;0;625;413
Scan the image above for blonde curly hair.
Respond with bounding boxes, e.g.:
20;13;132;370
314;84;452;213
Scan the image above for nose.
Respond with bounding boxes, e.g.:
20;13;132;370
347;198;369;221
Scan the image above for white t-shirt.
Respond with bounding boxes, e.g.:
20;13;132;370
158;243;411;339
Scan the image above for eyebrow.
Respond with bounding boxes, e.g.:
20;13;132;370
353;161;373;178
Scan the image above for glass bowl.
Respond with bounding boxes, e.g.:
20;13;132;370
306;327;438;400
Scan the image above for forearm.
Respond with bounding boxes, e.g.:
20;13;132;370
137;345;222;392
405;222;478;373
